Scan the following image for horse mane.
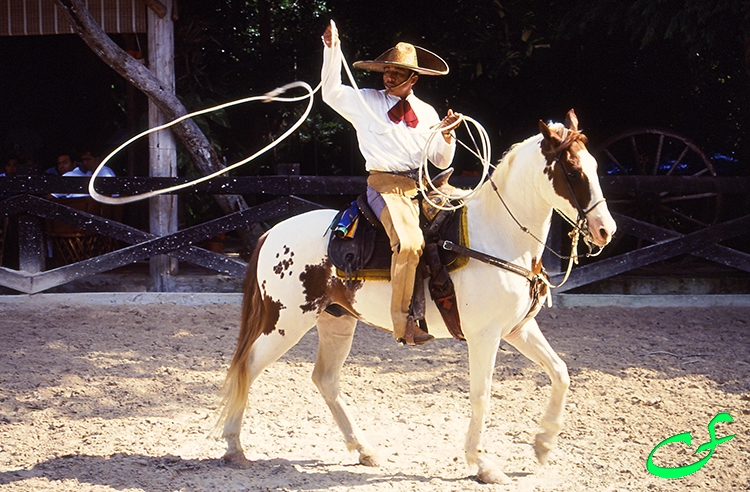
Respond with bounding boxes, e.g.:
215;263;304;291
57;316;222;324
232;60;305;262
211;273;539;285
488;121;588;184
490;130;544;180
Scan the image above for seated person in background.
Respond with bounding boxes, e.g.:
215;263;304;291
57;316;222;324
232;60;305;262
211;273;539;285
0;155;18;177
1;155;19;199
45;152;75;176
52;149;117;198
80;148;115;177
58;148;117;198
56;152;78;175
51;151;84;198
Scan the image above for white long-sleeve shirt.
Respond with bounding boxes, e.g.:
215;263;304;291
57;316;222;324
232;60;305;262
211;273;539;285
321;42;455;173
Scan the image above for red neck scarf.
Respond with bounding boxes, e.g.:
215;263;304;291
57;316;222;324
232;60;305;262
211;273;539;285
387;99;419;128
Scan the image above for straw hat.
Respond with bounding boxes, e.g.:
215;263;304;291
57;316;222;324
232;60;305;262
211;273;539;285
353;42;449;76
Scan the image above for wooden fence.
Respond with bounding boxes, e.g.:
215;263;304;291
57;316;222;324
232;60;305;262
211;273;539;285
1;174;749;294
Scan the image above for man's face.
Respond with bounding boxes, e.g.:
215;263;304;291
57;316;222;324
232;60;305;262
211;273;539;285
4;158;17;177
80;152;99;172
382;66;417;98
57;155;75;174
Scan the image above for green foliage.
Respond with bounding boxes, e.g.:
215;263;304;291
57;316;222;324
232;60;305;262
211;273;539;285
552;0;750;163
170;0;750;176
560;1;750;50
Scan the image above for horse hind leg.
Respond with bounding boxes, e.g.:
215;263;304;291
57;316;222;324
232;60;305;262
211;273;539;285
219;328;312;467
312;310;380;466
503;318;570;465
218;234;314;467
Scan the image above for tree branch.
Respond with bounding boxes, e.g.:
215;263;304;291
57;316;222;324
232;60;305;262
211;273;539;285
144;0;167;19
55;0;259;245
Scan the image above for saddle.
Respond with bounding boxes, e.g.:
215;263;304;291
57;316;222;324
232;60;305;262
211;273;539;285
327;169;468;340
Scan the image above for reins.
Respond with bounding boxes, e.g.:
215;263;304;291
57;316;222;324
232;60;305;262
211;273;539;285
440;127;605;295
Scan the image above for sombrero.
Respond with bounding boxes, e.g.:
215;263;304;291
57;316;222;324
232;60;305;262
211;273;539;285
353;42;449;76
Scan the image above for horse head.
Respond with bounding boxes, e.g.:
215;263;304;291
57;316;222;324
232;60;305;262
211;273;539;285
538;109;616;248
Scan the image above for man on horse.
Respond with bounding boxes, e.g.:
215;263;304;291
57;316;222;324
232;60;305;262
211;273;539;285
321;22;460;346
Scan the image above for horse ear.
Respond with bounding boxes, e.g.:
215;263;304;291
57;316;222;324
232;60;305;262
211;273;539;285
565;109;579;131
539;120;561;146
539;120;552;139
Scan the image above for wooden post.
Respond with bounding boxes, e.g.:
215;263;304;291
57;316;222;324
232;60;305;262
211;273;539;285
147;0;178;291
18;215;45;274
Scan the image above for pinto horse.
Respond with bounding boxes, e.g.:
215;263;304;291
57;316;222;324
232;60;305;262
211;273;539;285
218;110;616;484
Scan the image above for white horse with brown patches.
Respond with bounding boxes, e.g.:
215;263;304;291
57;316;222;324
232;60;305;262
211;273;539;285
218;110;616;484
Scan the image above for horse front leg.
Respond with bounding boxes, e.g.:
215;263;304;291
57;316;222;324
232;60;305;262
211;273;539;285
465;335;510;484
504;318;570;465
312;312;380;466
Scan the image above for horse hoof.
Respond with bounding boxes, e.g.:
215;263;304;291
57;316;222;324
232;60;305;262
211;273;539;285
534;435;552;465
477;468;511;484
358;451;381;467
222;451;252;469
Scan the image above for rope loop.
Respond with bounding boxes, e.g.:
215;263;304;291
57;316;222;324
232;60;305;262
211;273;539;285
418;114;492;211
89;81;317;205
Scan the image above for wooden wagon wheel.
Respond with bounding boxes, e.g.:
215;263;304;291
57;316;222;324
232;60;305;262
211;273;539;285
595;128;721;235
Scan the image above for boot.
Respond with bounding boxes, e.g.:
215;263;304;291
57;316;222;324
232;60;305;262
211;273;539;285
400;319;434;346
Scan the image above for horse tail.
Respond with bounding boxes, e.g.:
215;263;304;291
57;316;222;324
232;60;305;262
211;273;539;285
217;232;269;432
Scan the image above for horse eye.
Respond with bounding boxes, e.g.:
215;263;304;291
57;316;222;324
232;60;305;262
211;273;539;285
567;169;580;180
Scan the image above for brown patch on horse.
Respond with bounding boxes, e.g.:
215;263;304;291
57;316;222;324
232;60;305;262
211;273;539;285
272;246;295;280
299;260;332;313
299;259;362;316
538;109;593;212
235;235;286;346
258;280;285;335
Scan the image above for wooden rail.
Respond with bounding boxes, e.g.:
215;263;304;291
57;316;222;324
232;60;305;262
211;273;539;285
1;175;749;294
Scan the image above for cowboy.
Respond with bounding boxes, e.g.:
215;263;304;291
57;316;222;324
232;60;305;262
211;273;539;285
322;21;460;345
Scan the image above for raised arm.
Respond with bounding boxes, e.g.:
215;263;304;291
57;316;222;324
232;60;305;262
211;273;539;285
321;21;362;120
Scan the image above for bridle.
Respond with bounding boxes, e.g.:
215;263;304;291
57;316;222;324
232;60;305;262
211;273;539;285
541;127;606;259
468;126;607;295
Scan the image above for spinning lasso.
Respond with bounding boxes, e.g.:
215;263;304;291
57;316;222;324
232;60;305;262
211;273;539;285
88;80;316;205
88;19;491;206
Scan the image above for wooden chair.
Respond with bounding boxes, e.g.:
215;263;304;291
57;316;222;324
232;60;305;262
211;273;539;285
45;197;120;267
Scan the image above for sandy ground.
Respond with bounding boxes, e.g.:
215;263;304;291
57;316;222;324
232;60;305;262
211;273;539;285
0;299;748;491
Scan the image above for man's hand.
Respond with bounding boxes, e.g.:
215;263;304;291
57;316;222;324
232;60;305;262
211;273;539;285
441;109;462;142
323;20;339;48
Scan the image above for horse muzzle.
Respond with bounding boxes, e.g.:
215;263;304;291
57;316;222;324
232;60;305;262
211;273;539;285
585;203;617;248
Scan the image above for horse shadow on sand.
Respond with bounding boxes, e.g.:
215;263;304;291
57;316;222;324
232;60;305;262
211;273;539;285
0;452;521;492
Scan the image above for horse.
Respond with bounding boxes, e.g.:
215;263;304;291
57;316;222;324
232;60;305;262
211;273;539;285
217;109;616;484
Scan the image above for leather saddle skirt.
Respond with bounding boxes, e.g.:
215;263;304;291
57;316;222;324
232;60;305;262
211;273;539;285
328;194;469;281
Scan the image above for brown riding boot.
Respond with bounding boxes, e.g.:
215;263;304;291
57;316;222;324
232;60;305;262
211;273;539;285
401;319;434;346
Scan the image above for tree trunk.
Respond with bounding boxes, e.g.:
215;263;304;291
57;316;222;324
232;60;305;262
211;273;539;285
55;0;261;247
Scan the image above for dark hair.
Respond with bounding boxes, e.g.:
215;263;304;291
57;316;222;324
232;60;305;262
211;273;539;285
57;150;78;161
79;147;100;158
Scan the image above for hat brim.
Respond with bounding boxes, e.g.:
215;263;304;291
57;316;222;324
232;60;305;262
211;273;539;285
353;46;449;76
